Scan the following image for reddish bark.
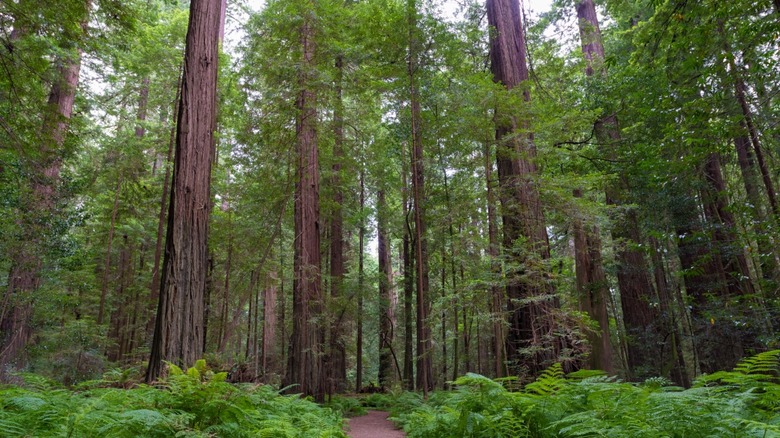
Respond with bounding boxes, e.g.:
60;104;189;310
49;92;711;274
284;0;324;400
329;54;347;393
146;0;220;382
487;0;559;374
378;189;395;386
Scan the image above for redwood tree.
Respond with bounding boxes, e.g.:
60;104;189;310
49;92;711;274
486;0;559;374
284;0;324;401
146;0;221;382
0;0;90;375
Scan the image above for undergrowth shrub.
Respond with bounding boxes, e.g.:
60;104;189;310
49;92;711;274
325;395;367;417
393;351;780;438
0;359;346;437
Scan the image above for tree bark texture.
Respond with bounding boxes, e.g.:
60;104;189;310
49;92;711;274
328;54;347;394
572;190;613;373
146;0;220;382
285;0;324;401
148;81;181;335
484;140;505;378
487;0;559;375
574;0;615;374
356;169;365;392
402;141;415;389
378;189;395;386
408;0;433;394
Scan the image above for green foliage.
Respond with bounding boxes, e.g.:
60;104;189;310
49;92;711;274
395;352;780;437
324;395;367;417
0;362;346;437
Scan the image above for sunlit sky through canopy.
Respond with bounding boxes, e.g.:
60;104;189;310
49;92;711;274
229;0;556;52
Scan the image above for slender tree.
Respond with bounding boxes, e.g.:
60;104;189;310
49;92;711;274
407;0;433;395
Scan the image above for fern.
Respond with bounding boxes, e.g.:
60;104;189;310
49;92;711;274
0;360;346;437
524;363;565;395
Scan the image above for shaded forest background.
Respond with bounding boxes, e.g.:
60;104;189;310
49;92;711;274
1;0;779;401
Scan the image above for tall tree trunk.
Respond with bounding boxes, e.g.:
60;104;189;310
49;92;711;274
734;133;778;282
572;190;613;372
487;0;559;375
484;140;505;378
378;189;395;387
329;54;347;394
694;153;758;372
98;176;123;325
219;203;234;353
0;0;88;374
408;0;433;395
731;69;779;218
263;271;278;380
148;71;182;336
576;0;655;378
574;0;614;374
402;141;415;389
356;169;365;392
284;0;324;401
649;236;690;387
440;248;448;387
146;0;220;382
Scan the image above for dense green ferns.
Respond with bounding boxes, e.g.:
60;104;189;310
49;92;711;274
393;351;780;437
0;360;345;437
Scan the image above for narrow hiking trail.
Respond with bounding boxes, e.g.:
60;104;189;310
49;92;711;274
346;410;405;438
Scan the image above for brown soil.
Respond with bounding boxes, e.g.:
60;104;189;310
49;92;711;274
346;410;406;438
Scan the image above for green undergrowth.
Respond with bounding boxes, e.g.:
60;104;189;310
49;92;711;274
391;350;780;438
0;360;345;437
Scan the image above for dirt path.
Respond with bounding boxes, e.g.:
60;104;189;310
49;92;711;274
346;410;405;438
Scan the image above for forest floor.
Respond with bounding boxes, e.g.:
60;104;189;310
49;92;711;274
345;410;405;438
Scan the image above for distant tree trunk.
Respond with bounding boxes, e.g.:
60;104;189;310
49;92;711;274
732;69;779;218
110;235;133;362
263;272;278;379
356;169;365;392
146;0;220;382
218;203;234;353
378;189;395;387
440;248;448;386
284;0;324;401
408;0;433;396
487;0;559;374
148;71;182;336
734;133;778;281
694;153;758;372
0;0;89;374
98;176;123;325
329;54;347;394
135;77;150;138
572;190;613;373
440;162;460;381
402;141;415;389
576;0;655;379
573;0;614;374
649;236;690;387
484;140;505;378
